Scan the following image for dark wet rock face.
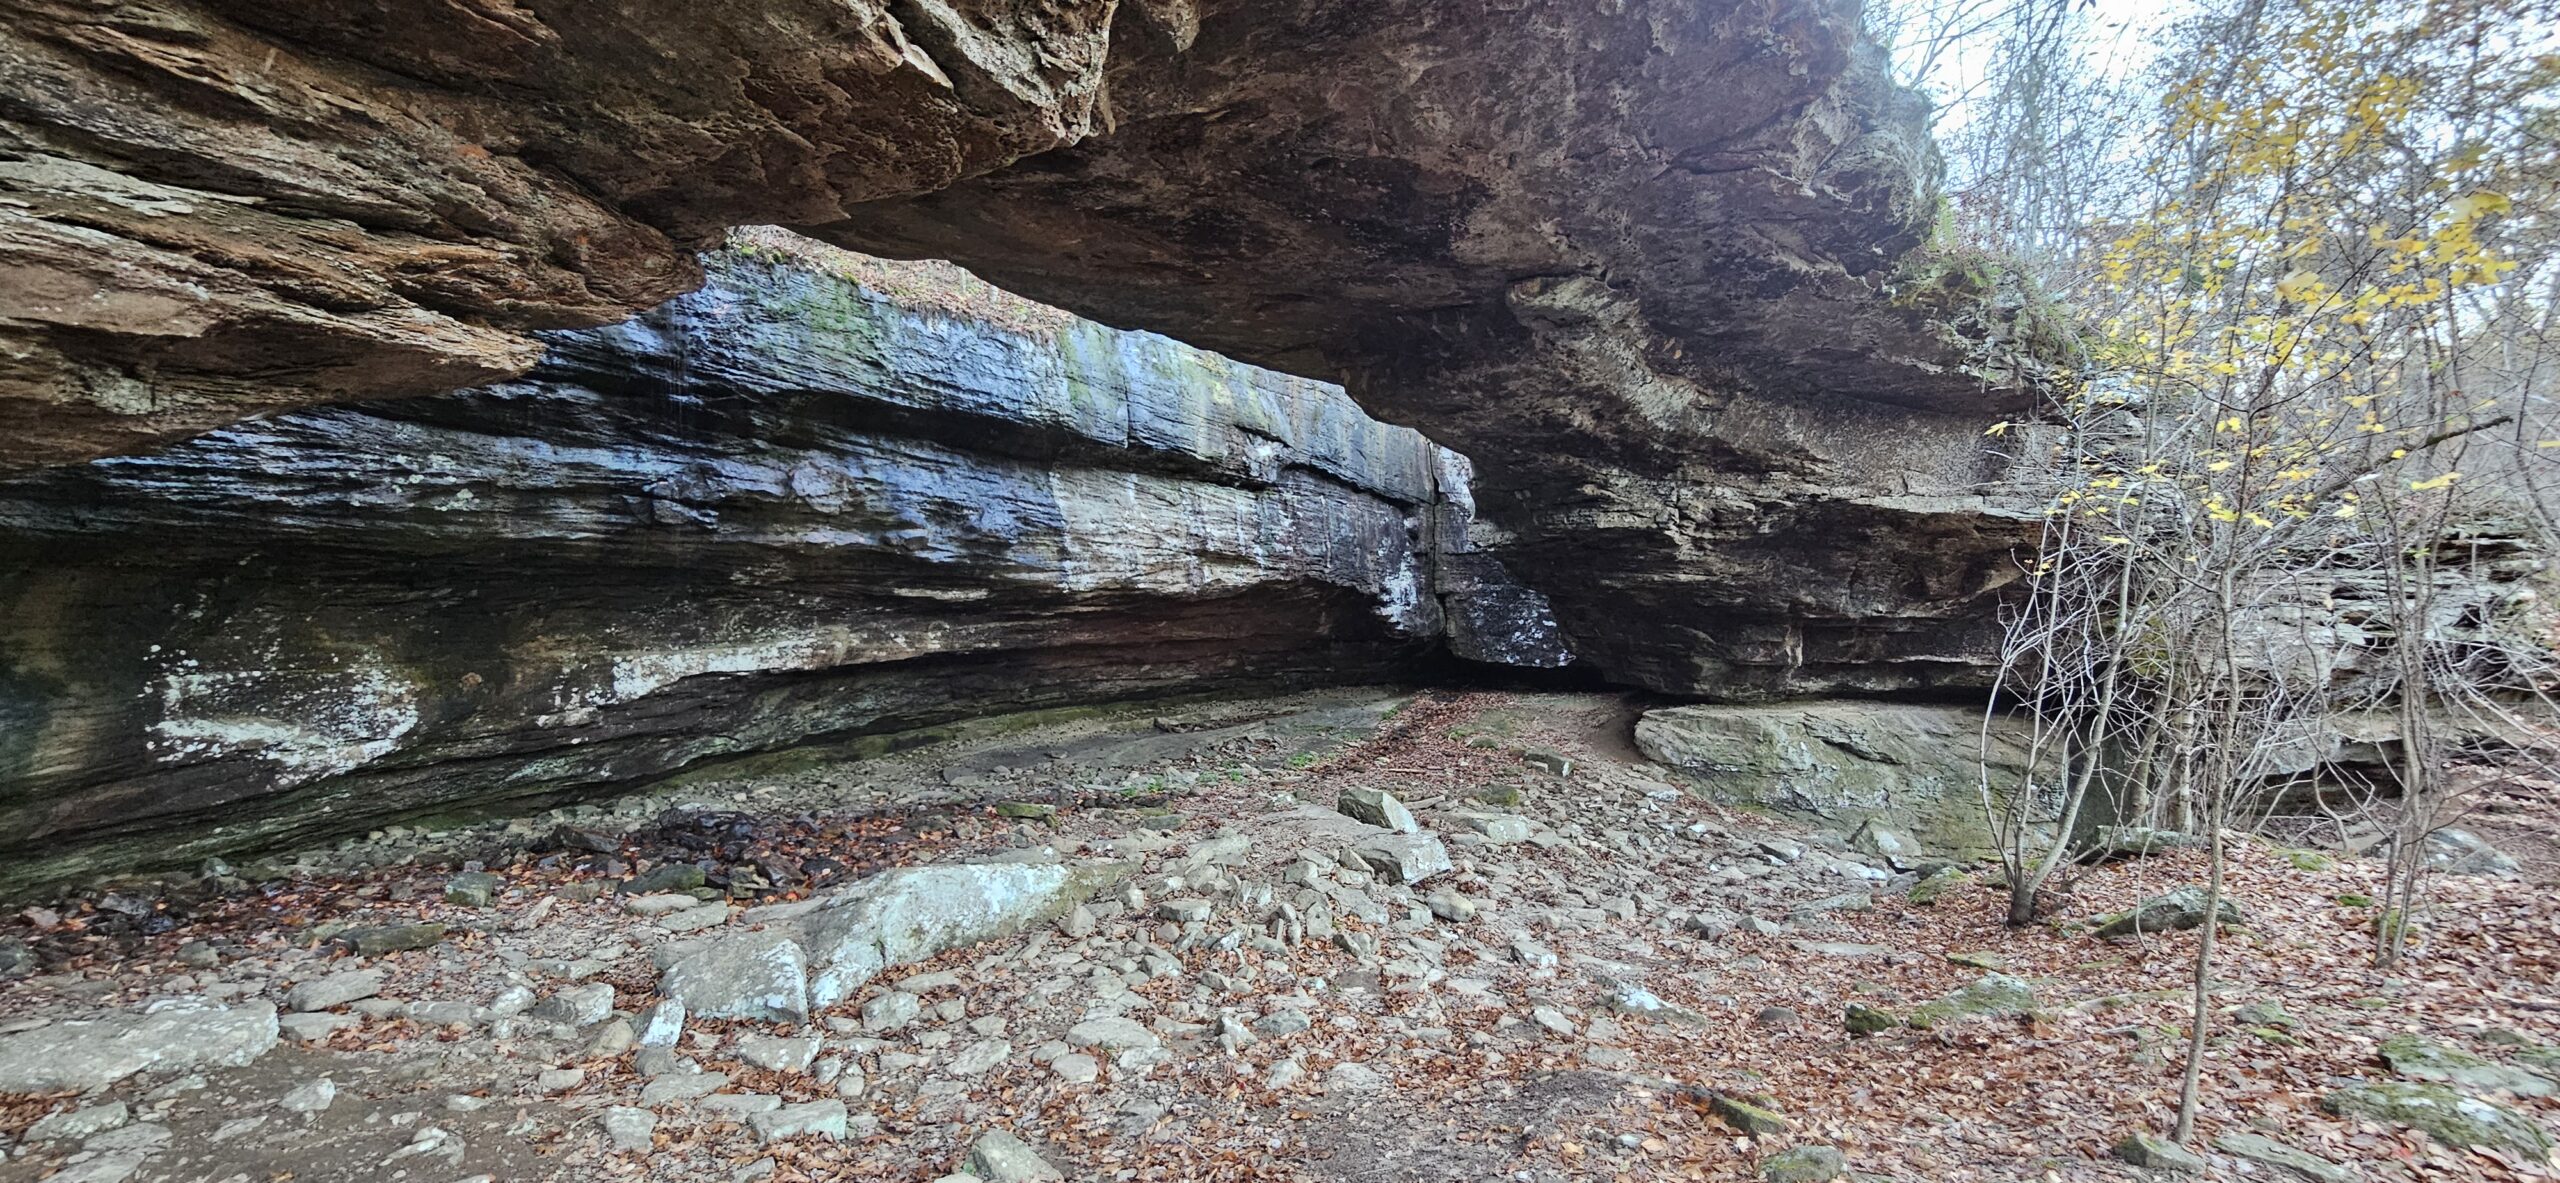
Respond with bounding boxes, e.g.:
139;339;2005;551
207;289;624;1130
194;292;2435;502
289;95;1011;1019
0;249;1561;896
1;0;2061;703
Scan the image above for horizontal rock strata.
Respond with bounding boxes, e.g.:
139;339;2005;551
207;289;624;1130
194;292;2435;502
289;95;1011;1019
0;247;1559;896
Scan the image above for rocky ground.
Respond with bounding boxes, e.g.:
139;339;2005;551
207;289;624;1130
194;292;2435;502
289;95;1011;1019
2;688;2557;1183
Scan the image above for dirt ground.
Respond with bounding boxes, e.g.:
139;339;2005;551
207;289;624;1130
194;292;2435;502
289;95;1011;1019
1;688;2556;1183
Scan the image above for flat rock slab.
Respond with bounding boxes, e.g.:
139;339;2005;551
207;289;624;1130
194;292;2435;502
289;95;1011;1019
0;1000;278;1092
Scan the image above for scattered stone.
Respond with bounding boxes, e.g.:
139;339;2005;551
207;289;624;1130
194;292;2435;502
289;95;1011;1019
278;1012;357;1042
1350;833;1453;884
27;1100;130;1142
2212;1132;2359;1183
444;871;505;907
1337;787;1419;833
699;1093;784;1116
661;931;810;1023
1760;1144;1845;1182
749;1099;848;1143
1426;888;1478;922
2322;1081;2553;1157
2425;828;2521;877
1324;1061;1387;1093
536;1067;586;1093
339;923;448;956
1849;821;1916;865
1906;867;1967;906
862;990;922;1032
1907;974;2035;1030
658;905;733;932
2093;887;2247;939
621;863;709;895
948;1039;1012;1076
1708;1093;1790;1135
1685;910;1739;940
1156;898;1213;924
1067;1016;1160;1054
1456;813;1532;843
1476;784;1526;807
2112;1132;2202;1174
281;1078;337;1113
967;1129;1064;1182
1520;749;1573;778
2378;1033;2556;1096
1530;1007;1576;1037
0;1000;278;1092
1051;1053;1100;1083
636;999;686;1046
1945;951;2011;972
532;982;617;1028
601;1106;657;1153
626;893;702;917
2087;825;2207;858
1845;1002;1900;1036
738;1032;823;1073
994;801;1058;820
639;1072;729;1105
1511;937;1559;969
1791;941;1892;958
288;969;384;1012
1255;1009;1312;1036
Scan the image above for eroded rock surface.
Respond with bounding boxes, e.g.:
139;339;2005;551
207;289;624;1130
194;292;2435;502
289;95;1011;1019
2;0;2062;702
0;247;1560;895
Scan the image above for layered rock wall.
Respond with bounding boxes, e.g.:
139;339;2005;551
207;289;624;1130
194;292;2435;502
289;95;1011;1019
1;0;2065;702
0;245;1558;896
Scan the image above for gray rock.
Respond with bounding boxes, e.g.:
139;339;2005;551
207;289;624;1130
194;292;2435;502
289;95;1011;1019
2113;1132;2202;1173
1337;788;1419;834
967;1129;1065;1182
639;1072;730;1105
2212;1132;2359;1183
280;1078;337;1113
861;990;922;1032
661;931;811;1023
1530;1007;1576;1036
26;1100;130;1142
1760;1144;1845;1182
699;1093;784;1116
635;998;686;1047
2087;826;2206;858
277;1012;357;1042
626;893;702;917
1426;888;1478;922
287;969;384;1012
1907;973;2035;1030
2425;828;2521;877
43;1151;150;1183
444;871;505;907
657;905;733;933
531;982;617;1028
2322;1081;2552;1157
1051;1053;1100;1083
601;1106;656;1154
2379;1033;2555;1096
2093;887;2247;939
536;1067;586;1093
0;1000;278;1092
792;860;1132;1009
947;1039;1012;1076
1067;1016;1160;1053
737;1033;822;1073
1350;833;1454;885
1156;898;1213;924
1454;812;1533;843
749;1099;848;1143
1324;1061;1387;1093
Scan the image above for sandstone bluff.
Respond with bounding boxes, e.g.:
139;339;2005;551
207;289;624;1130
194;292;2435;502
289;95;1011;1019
1;1;2061;884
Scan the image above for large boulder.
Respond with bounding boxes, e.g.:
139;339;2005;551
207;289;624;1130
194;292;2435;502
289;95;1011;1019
661;860;1131;1021
2322;1081;2554;1157
1635;702;2045;859
0;1000;278;1092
